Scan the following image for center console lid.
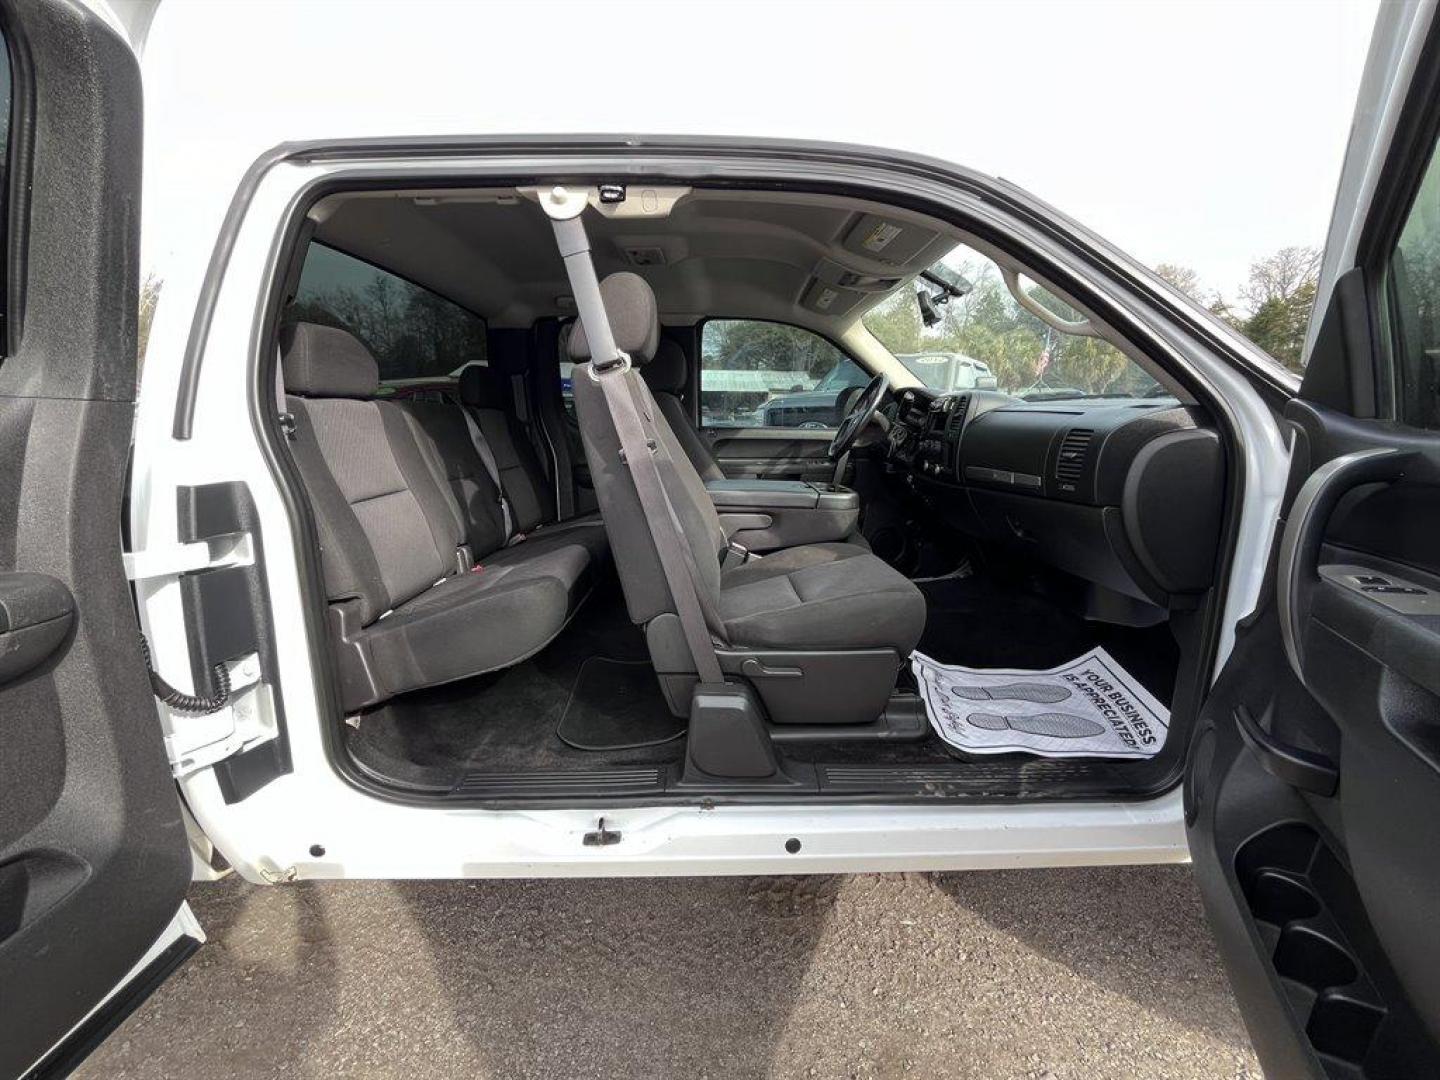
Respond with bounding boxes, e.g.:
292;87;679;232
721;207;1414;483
705;480;860;551
706;479;858;511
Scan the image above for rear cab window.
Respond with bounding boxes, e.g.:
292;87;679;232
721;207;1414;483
285;243;486;387
699;319;864;429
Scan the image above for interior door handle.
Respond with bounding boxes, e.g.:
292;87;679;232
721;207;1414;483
0;572;76;683
1278;447;1410;679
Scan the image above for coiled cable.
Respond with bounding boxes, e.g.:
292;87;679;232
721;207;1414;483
139;635;232;715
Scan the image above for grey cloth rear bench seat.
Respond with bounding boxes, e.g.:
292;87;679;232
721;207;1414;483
281;322;596;711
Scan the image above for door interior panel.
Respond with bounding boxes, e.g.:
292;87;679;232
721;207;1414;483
707;427;835;481
0;2;192;1074
1188;401;1440;1078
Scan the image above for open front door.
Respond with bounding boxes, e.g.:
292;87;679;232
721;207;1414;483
1187;4;1440;1076
0;1;195;1076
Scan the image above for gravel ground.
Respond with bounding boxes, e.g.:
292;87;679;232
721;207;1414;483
77;866;1259;1080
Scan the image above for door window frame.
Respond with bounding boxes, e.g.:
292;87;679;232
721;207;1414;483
1352;25;1440;424
695;315;870;434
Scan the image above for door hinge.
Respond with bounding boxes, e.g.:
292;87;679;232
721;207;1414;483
123;531;254;581
162;658;278;778
126;509;277;777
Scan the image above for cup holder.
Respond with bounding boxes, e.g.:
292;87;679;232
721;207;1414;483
1306;993;1384;1063
1248;870;1321;926
1274;925;1358;991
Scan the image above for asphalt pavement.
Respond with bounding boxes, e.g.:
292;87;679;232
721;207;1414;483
76;865;1260;1079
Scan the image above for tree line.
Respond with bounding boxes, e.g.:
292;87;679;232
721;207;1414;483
1156;246;1321;373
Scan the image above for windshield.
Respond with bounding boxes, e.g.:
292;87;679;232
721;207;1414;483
863;244;1165;400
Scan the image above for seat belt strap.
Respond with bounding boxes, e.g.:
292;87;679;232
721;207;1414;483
461;405;514;539
544;193;724;686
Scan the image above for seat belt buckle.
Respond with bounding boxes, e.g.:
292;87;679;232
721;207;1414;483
728;541;751;564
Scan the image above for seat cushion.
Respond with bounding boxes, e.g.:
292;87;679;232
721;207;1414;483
719;543;925;654
513;511;611;566
362;542;591;698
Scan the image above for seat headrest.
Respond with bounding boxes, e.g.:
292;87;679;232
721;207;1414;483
281;322;380;399
644;337;688;393
458;363;510;409
567;272;660;364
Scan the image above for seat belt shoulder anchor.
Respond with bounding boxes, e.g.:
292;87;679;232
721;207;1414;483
588;349;631;378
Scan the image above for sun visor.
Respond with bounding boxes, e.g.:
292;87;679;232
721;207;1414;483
841;213;940;266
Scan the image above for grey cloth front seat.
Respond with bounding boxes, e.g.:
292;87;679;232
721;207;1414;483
569;273;925;722
642;338;725;482
643;335;870;552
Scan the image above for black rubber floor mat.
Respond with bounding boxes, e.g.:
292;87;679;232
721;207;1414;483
555;657;686;751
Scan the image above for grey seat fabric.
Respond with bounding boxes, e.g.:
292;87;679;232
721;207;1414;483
281;322;595;708
717;542;922;651
399;396;609;566
455;362;610;562
643;336;871;551
642;338;725;482
568;274;926;674
362;541;589;691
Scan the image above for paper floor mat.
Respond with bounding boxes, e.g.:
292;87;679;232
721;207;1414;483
911;648;1169;759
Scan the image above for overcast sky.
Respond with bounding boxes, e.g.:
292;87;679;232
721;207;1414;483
139;0;1379;308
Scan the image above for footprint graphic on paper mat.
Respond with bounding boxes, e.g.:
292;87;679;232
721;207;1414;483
949;681;1072;704
966;712;1107;739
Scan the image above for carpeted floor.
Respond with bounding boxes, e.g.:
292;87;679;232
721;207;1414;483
348;569;1182;787
783;571;1179;767
913;572;1179;703
347;581;686;790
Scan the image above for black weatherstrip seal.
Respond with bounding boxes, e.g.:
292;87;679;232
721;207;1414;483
22;933;200;1080
177;481;293;801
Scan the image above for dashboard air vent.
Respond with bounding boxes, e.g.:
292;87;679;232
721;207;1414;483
944;395;970;439
1055;428;1094;482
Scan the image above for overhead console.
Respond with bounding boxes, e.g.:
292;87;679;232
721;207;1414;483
799;212;955;318
889;390;1226;614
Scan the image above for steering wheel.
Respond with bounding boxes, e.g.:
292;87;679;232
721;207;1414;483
828;373;889;460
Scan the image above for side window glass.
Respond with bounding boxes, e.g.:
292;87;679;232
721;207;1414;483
699;319;863;429
285;243;486;382
1389;141;1440;430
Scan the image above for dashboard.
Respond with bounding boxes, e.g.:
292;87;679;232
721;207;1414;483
885;387;1226;609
